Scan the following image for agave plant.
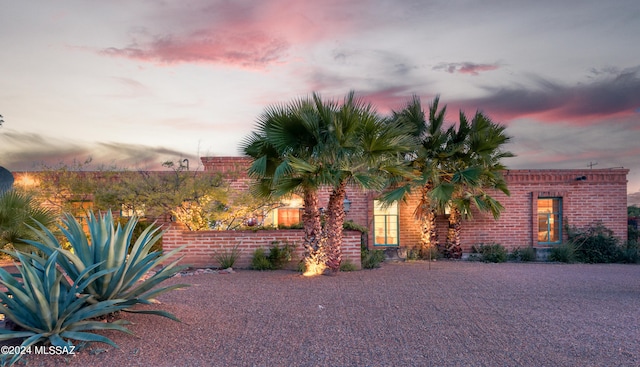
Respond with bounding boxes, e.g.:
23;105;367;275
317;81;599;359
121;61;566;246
25;210;188;320
0;251;134;366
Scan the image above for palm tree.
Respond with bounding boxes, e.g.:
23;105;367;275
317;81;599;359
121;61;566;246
241;97;329;274
383;96;461;257
320;92;414;271
243;92;414;273
383;96;513;259
0;190;57;252
443;111;514;257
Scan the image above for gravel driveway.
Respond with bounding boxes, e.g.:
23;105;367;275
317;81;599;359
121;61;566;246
15;261;640;367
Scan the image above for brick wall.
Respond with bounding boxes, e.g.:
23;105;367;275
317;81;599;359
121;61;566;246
397;169;629;253
162;223;362;269
200;157;629;254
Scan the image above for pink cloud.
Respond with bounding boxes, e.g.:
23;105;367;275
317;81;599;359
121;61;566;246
101;0;365;69
453;69;640;125
102;31;289;69
433;62;500;76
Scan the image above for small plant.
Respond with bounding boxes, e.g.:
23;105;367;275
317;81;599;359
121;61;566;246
472;243;507;263
251;248;273;270
361;249;385;269
213;244;241;269
406;248;421;261
339;260;358;271
267;241;294;269
251;242;295;270
406;246;440;261
0;252;134;366
509;247;536;262
548;243;576;263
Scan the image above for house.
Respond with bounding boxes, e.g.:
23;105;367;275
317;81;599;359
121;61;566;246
9;157;629;267
199;157;629;257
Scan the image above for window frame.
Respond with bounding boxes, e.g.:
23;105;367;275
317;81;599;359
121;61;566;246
537;197;562;245
373;200;399;247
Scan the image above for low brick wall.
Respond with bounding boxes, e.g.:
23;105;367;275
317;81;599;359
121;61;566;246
162;224;362;270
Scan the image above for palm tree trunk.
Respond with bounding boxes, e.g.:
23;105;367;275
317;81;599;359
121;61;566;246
324;180;347;272
445;206;462;259
419;184;438;257
301;188;325;275
421;209;438;258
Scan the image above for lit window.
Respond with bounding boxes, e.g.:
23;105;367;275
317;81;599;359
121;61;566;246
538;198;562;244
270;195;303;227
373;200;399;246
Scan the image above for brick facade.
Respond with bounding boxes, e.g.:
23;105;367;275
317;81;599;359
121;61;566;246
395;169;629;253
202;157;629;255
162;222;362;269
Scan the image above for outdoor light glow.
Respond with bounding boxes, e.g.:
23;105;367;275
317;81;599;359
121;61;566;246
14;174;38;188
303;258;326;276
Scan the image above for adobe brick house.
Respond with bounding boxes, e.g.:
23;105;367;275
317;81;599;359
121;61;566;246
201;157;629;256
10;158;628;267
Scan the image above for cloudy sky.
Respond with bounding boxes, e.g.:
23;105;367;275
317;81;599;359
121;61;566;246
1;0;639;197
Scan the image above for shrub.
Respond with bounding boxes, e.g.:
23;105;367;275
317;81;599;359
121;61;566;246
0;252;134;366
406;246;440;261
250;242;294;270
568;223;623;263
509;247;536;262
267;242;294;269
548;243;576;263
251;248;272;270
339;260;358;272
361;249;385;269
472;243;507;263
25;211;188;320
213;244;241;269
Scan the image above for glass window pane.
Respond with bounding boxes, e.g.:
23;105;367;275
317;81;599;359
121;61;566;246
537;197;562;244
373;200;399;246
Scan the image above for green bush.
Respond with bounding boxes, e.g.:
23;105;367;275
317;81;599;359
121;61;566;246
251;248;273;270
568;223;623;263
472;243;507;263
0;252;134;366
509;247;536;262
406;246;440;261
339;260;358;272
548;243;576;263
268;242;294;269
361;249;385;269
250;242;294;270
25;211;188;320
213;244;241;269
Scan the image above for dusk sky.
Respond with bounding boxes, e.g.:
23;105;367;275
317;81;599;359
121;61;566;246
1;1;639;198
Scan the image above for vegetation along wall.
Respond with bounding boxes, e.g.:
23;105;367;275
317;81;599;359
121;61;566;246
162;223;363;269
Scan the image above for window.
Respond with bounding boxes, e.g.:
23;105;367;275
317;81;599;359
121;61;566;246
373;200;399;246
277;208;303;226
538;198;562;244
266;194;303;227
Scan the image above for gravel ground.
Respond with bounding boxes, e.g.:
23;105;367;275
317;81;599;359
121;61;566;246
10;261;640;367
